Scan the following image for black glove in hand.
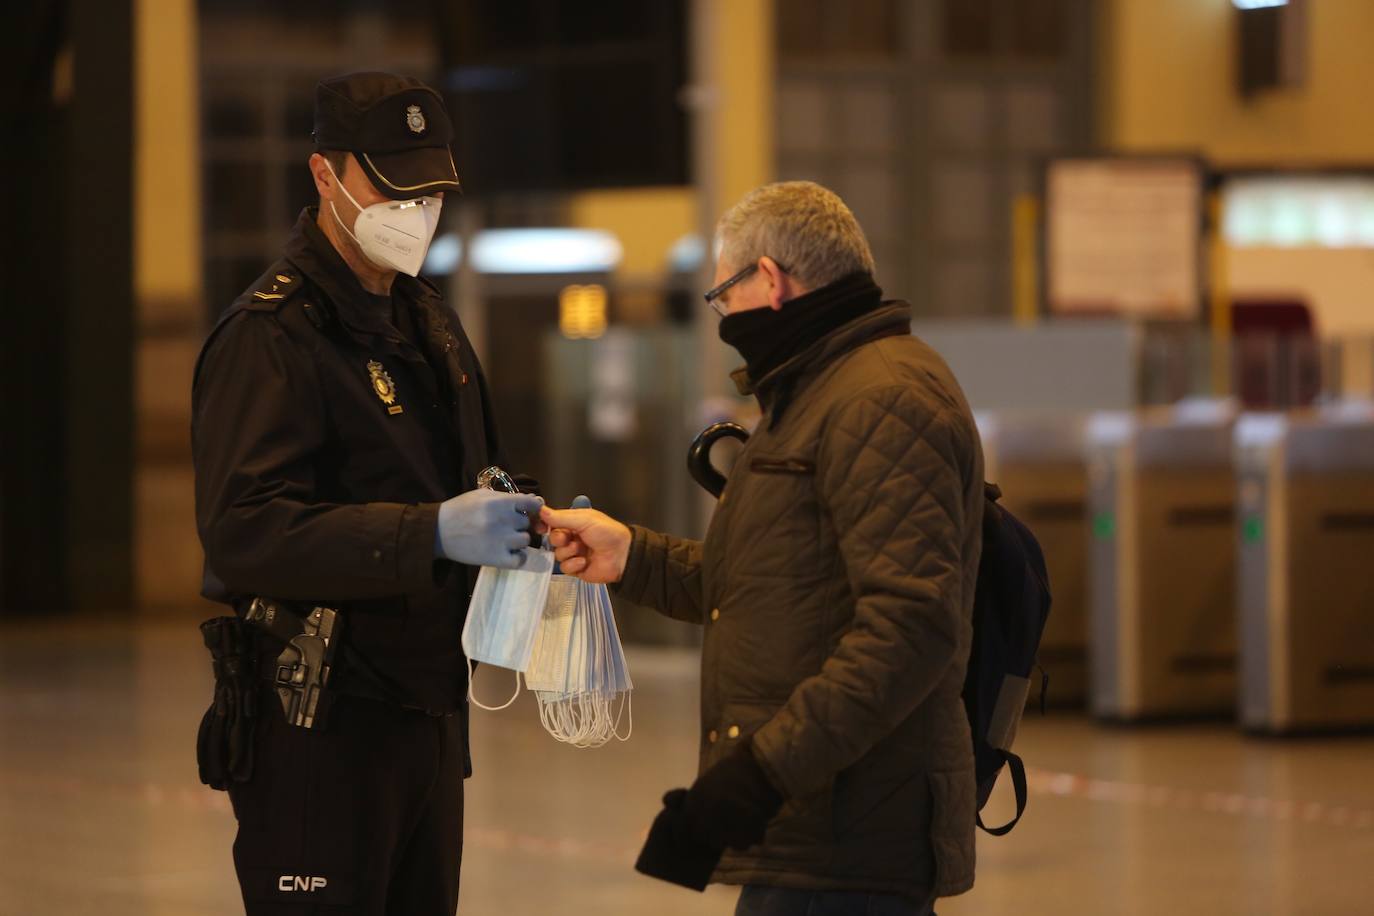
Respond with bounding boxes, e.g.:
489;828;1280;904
634;739;785;891
681;738;784;850
634;789;720;892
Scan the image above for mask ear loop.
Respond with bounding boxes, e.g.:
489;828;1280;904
588;579;610;744
579;585;601;747
612;691;633;742
322;157;368;247
590;579;629;745
537;691;559;738
466;657;523;712
577;694;598;748
548;695;578;745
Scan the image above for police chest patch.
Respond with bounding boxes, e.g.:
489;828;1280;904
367;360;404;415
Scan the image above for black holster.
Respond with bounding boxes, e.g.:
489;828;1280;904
196;615;259;791
244;598;342;731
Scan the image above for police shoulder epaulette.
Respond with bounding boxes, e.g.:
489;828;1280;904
236;264;304;313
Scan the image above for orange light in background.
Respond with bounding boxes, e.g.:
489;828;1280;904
559;284;608;340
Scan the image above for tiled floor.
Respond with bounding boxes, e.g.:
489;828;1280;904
1;617;1371;915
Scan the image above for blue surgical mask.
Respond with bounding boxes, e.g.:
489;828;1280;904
524;574;579;694
461;547;554;710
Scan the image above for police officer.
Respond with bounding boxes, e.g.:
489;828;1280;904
192;72;543;915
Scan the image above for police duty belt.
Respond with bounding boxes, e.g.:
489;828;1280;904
244;598;341;730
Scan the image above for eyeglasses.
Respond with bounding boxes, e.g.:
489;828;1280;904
703;260;787;317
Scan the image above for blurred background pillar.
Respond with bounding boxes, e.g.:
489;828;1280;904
683;0;775;539
3;2;72;614
689;0;776;408
68;0;137;613
133;0;203;613
2;0;136;616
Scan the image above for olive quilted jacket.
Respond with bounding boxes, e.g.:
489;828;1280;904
617;302;984;901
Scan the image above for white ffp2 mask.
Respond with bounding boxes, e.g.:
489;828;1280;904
325;159;442;277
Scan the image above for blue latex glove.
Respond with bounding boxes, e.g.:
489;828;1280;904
553;494;593;574
435;489;546;569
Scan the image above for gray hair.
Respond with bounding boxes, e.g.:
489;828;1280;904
715;181;876;290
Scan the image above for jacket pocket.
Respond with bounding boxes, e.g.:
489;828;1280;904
709;698;834;853
728;454;823;575
705;698;787;769
927;769;976;895
749;456;816;475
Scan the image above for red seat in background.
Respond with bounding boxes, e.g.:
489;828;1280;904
1231;298;1321;409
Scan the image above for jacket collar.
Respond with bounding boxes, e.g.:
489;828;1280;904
731;301;914;408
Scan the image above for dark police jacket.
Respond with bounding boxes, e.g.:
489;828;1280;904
193;208;513;742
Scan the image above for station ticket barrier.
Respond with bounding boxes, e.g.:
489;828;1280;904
1236;408;1374;734
1086;405;1239;721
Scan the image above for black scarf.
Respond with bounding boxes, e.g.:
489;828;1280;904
718;271;884;386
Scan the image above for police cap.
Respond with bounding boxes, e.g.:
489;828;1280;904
313;71;462;200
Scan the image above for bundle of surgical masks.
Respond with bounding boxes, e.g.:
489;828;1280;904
460;487;632;748
524;572;633;746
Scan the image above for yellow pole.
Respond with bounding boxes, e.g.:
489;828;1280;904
1011;194;1040;326
135;0;201;325
1208;192;1231;398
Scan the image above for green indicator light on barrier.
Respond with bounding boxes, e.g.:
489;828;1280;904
1093;513;1116;541
1243;517;1264;543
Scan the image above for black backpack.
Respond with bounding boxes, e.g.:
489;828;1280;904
964;483;1052;836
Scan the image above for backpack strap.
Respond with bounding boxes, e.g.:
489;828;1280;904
976;749;1028;836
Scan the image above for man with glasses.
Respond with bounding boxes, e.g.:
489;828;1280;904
542;180;985;915
193;72;543;914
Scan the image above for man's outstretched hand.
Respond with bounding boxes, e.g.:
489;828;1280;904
540;500;633;584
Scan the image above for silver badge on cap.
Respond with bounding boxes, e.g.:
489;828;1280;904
405;104;426;135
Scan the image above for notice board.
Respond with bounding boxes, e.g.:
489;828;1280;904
1045;157;1205;320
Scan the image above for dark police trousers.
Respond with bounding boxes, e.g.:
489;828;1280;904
229;686;464;914
736;886;936;916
